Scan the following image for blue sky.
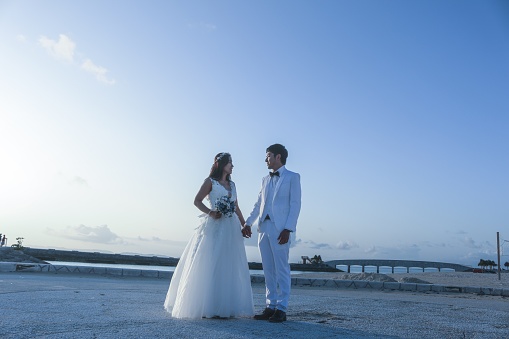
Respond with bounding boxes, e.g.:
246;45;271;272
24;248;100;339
1;1;508;266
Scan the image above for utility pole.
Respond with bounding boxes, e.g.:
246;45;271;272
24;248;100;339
497;232;501;281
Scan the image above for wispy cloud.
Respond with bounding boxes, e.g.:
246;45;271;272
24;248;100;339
16;34;27;43
57;172;89;187
289;239;360;252
70;176;88;186
365;245;377;254
463;249;498;262
135;236;187;247
37;34;115;85
47;224;124;244
306;240;333;250
461;236;482;249
187;22;217;32
364;244;421;259
336;241;359;250
291;239;333;250
81;59;115;85
460;236;493;250
421;240;447;248
39;34;76;62
138;236;164;242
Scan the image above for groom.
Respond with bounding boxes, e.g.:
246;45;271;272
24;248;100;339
243;143;302;323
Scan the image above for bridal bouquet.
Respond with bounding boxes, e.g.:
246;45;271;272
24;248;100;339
214;196;236;217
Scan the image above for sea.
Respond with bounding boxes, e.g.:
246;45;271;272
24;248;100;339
47;261;456;274
47;261;292;275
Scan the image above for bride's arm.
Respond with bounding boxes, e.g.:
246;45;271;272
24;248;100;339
234;200;246;226
236;200;252;238
194;178;221;219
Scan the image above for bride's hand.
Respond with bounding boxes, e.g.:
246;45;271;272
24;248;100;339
209;211;222;219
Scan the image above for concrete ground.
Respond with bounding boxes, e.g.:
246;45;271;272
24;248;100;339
1;272;508;339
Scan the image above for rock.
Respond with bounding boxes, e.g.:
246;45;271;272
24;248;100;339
0;247;48;264
339;273;397;283
398;277;432;284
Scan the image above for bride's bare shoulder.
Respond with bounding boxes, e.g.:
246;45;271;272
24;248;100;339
201;177;214;187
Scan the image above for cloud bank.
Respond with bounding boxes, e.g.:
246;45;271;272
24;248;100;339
47;224;124;244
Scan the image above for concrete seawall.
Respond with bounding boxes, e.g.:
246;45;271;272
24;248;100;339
22;247;340;272
1;261;508;297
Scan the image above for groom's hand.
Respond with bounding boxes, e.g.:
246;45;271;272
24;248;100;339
278;229;291;244
242;225;252;238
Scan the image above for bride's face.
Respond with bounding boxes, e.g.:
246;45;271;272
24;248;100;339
223;158;233;174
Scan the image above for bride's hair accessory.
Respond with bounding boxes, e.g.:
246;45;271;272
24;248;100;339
215;152;227;162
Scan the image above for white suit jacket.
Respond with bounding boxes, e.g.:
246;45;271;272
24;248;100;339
246;166;301;233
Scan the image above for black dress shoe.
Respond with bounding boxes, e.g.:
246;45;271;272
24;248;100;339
268;309;287;323
253;307;276;320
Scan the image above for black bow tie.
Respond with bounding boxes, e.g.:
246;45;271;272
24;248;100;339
269;171;280;177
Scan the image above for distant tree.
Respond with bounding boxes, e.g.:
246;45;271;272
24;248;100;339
477;259;498;270
504;262;509;270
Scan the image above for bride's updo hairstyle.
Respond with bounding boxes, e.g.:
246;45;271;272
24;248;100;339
209;152;232;181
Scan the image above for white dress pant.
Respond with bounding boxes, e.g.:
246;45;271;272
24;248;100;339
258;219;291;312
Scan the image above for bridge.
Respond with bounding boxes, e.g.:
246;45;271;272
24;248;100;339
324;259;471;273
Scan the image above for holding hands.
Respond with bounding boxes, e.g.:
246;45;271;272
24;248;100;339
242;225;252;238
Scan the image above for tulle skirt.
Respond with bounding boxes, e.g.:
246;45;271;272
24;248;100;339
164;214;254;319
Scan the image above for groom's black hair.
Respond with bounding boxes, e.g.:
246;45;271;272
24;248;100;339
267;144;288;165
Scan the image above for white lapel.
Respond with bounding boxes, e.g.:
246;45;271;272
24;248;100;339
262;175;271;201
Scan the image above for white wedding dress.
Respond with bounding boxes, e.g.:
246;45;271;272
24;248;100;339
164;179;254;319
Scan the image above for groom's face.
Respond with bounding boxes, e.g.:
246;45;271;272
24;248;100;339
265;152;281;170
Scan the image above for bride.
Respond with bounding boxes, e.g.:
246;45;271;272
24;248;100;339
164;152;254;319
